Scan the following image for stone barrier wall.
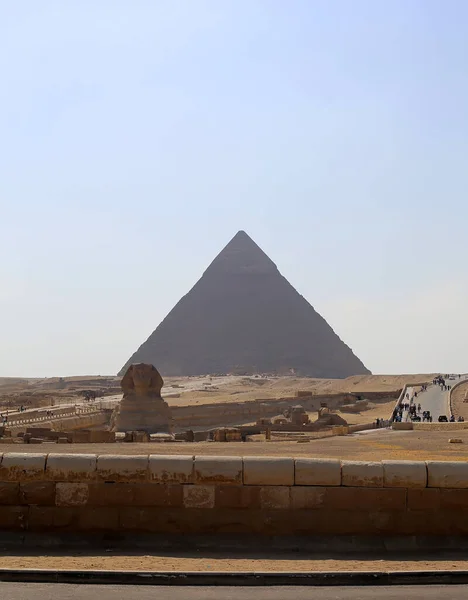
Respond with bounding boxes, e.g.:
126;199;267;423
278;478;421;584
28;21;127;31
449;378;468;418
393;422;468;431
170;393;397;430
0;453;467;536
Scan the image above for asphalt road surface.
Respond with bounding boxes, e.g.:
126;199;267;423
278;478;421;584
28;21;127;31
403;378;466;423
416;384;450;421
2;583;468;599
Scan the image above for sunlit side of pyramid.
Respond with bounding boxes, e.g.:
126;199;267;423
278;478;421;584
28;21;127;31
119;231;370;378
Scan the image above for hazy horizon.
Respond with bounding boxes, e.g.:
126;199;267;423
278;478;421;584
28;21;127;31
2;1;468;377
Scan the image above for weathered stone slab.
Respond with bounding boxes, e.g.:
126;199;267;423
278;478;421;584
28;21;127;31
295;458;341;486
427;461;468;488
56;482;90;506
342;461;383;487
149;455;194;483
194;456;242;485
243;457;294;486
383;460;427;488
0;453;46;481
96;455;149;482
46;454;97;481
183;485;215;508
290;486;327;509
259;486;291;509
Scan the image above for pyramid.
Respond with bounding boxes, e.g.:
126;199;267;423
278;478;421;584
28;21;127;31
119;231;370;378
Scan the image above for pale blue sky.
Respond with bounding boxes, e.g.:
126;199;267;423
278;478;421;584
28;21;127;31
2;0;468;377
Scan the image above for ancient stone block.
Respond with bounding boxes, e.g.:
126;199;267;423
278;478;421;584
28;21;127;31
407;488;441;511
183;485;215;508
56;482;90;506
342;461;383;487
71;431;91;443
214;485;261;509
46;453;97;481
96;455;149;482
427;461;468;488
294;458;341;486
193;456;242;485
20;482;55;505
0;506;28;529
89;431;115;443
243;457;294;486
0;453;46;481
325;487;406;512
290;486;327;509
119;508;159;532
77;507;119;531
0;482;20;505
259;486;291;509
149;455;194;483
87;483;135;506
440;489;468;509
382;460;427;488
131;483;183;507
28;506;78;530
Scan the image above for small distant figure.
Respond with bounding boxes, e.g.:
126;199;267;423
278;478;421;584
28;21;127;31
450;415;456;422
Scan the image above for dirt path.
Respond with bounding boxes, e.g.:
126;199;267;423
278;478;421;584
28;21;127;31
2;553;468;572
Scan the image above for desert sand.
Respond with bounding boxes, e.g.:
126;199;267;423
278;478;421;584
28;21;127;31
1;427;466;460
0;553;468;572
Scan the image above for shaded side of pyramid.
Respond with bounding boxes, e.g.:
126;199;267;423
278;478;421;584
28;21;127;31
119;231;370;378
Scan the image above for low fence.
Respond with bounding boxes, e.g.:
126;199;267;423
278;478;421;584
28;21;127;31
0;453;467;538
5;406;102;429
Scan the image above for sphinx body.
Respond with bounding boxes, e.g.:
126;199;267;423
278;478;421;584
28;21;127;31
114;363;171;433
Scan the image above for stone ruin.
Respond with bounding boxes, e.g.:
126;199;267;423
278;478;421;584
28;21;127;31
315;406;348;427
113;363;172;434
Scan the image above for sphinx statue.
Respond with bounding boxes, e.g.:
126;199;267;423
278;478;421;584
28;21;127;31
114;363;171;433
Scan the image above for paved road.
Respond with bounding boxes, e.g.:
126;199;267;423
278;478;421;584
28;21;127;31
415;384;450;421
1;583;468;599
401;376;468;423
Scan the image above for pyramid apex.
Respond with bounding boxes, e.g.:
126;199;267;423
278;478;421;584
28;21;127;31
206;231;277;275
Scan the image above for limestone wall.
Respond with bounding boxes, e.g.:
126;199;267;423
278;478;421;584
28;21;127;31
170;393;391;430
0;452;467;536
